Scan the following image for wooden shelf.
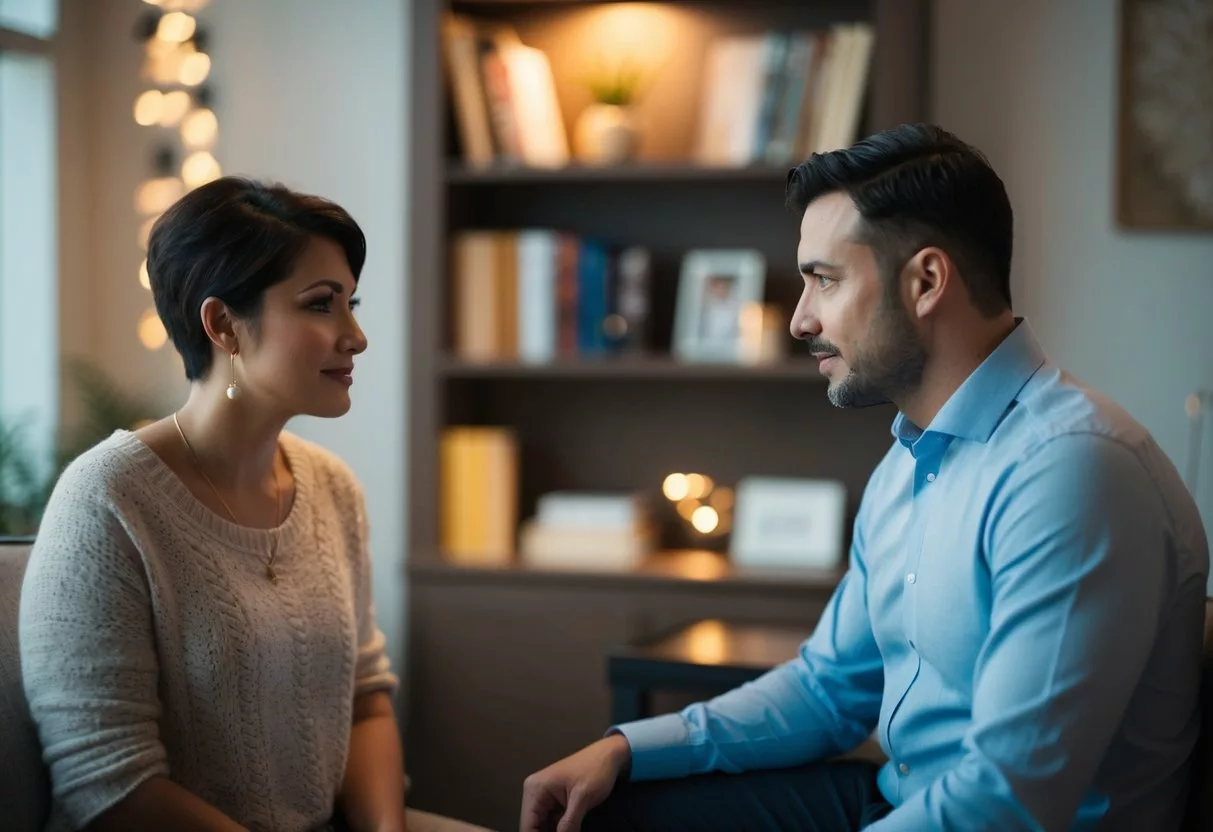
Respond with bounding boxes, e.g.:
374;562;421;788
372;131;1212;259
439;355;827;380
410;548;844;593
446;161;794;185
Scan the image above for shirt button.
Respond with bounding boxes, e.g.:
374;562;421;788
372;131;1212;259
906;573;916;584
925;472;936;482
899;762;911;775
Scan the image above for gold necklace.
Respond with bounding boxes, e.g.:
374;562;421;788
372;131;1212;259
173;411;284;584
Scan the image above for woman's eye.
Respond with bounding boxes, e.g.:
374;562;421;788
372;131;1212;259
349;297;361;310
308;295;334;312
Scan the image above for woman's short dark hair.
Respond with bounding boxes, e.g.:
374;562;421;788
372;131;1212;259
147;176;367;381
785;123;1013;317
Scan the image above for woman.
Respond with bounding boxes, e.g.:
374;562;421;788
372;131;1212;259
19;178;488;832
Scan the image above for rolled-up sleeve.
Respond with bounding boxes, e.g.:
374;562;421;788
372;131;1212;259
19;498;169;828
614;497;885;781
870;433;1185;831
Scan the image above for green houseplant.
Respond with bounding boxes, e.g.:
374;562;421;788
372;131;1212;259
0;359;164;536
574;58;647;166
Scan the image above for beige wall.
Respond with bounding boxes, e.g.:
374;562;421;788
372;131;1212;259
934;0;1213;530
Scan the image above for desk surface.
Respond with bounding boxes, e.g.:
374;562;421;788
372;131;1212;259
611;619;810;672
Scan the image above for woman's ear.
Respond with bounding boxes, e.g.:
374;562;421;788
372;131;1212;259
199;296;240;355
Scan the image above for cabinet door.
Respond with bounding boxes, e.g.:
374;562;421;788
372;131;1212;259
404;579;829;830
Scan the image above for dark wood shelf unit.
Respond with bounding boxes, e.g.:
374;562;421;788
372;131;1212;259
405;1;930;827
437;355;829;380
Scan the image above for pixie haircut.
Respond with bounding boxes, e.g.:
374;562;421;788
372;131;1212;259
785;123;1013;317
147;176;367;381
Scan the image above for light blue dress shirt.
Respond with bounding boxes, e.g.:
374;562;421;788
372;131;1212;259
615;319;1209;830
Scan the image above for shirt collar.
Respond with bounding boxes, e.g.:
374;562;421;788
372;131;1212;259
891;317;1048;446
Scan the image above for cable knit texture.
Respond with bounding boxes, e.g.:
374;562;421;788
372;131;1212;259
18;429;398;832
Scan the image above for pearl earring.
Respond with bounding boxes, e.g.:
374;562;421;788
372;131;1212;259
225;351;241;401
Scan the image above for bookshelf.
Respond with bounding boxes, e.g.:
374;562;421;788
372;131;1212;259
404;0;929;826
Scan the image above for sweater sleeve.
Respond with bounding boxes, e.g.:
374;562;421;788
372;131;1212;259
351;484;399;699
18;470;169;828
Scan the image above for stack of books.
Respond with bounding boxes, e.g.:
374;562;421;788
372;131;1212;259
519;491;654;571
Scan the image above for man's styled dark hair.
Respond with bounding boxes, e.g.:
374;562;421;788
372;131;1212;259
785;123;1013;317
147;176;367;381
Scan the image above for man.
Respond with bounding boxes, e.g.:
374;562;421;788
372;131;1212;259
519;124;1210;831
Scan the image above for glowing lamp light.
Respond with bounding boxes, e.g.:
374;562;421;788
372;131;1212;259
139;259;151;290
180;107;218;149
182;151;221;188
133;90;164;125
156;11;196;43
178;51;211;86
691;505;720;534
662;473;689;501
135;176;184;215
137;308;168;350
157;89;192;127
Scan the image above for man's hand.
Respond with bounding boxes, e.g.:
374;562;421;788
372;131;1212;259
520;734;631;832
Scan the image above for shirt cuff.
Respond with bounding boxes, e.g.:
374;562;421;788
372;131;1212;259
609;713;696;781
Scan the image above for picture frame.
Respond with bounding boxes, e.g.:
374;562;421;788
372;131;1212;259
729;476;847;571
1115;0;1213;231
672;249;766;363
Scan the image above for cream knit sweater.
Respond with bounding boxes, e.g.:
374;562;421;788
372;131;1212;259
18;429;399;832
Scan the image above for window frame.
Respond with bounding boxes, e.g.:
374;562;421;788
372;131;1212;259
0;26;54;53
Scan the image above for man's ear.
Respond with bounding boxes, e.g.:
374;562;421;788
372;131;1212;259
199;297;241;356
902;246;953;320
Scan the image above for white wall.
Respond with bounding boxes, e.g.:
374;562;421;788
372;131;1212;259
207;0;410;682
934;0;1213;531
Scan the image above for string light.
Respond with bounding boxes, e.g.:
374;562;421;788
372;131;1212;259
182;151;221;188
132;1;219;350
180;107;217;149
137;308;168;350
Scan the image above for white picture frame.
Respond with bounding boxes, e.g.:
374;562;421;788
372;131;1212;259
730;476;847;571
672;249;766;363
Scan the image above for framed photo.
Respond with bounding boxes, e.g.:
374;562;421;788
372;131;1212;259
672;249;766;363
730;476;847;571
1115;0;1213;230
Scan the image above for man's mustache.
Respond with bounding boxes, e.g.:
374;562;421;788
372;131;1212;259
804;338;840;357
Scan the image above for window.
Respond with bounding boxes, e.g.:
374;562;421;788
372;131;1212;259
0;0;56;535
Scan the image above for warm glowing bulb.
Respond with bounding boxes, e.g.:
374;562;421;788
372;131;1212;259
182;151;221;188
133;90;164;125
135;177;184;215
157;89;192;127
691;505;720;534
157;11;196;43
138;308;168;350
139;259;151;290
178;51;211;86
180;107;218;149
662;473;689;501
676;497;699;521
709;486;734;511
685;473;714;499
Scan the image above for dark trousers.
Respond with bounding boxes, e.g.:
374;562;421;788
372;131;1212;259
582;760;892;832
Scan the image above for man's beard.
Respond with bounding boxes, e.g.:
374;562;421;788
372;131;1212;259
822;295;927;409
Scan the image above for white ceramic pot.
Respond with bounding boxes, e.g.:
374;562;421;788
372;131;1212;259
574;103;640;166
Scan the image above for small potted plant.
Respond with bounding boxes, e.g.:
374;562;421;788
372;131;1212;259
575;58;646;166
